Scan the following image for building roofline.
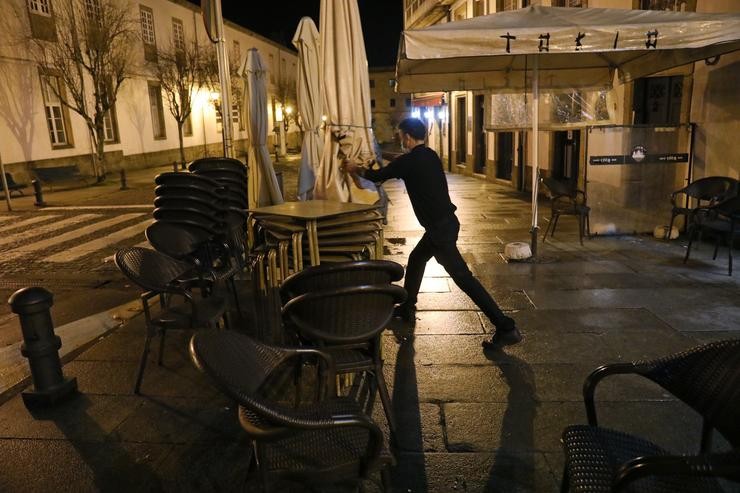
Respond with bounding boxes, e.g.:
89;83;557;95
167;0;297;55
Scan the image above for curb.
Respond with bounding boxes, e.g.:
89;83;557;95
0;298;143;404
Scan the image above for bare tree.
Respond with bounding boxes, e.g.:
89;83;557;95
29;0;137;180
155;39;213;166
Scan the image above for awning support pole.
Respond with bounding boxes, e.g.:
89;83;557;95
530;55;539;257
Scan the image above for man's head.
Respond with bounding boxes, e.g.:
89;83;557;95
397;118;427;151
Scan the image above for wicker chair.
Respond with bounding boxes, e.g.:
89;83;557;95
114;247;229;393
541;177;591;245
668;176;737;238
683;196;740;276
280;260;404;303
189;329;392;492
560;339;740;492
145;221;243;319
282;284;407;438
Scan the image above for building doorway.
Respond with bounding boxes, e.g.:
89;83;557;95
496;131;514;180
455;96;467;165
474;95;486;174
517;131;526;191
552;130;580;180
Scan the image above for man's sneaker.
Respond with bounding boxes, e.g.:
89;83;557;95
482;317;522;349
393;303;417;322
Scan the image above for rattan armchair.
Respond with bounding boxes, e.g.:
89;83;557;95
668;176;737;238
189;330;392;492
542;177;591;245
282;284;407;438
280;259;404;302
560;339;740;492
114;247;229;393
683;196;740;276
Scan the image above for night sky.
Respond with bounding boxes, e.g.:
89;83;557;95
189;0;404;67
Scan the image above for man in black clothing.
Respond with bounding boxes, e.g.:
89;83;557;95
344;118;521;348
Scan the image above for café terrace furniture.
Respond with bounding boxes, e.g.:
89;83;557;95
114;247;229;393
280;259;404;303
667;176;737;239
560;339;740;493
683;195;740;276
249;200;383;270
189;329;392;492
282;284;407;438
541;177;591;246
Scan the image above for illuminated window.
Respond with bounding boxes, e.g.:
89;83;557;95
140;6;156;45
41;76;69;146
148;82;166;139
172;18;185;51
85;0;101;22
27;0;50;15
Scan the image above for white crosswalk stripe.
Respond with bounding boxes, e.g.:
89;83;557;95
43;219;152;263
0;214;100;248
0;215;60;234
1;213;145;262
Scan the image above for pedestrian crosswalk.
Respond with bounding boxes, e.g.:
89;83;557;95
0;212;152;266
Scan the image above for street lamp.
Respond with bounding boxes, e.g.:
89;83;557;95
284;105;293;132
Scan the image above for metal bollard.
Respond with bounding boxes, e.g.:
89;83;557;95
9;287;78;407
119;168;128;190
173;161;179;172
180;160;187;170
32;179;46;207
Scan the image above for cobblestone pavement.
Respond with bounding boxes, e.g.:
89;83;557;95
0;153;739;492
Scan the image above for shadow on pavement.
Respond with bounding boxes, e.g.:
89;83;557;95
484;348;538;492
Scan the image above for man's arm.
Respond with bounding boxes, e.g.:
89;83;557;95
344;155;407;182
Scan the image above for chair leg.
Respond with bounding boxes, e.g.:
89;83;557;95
578;214;585;246
728;232;733;276
713;235;721;260
684;227;697;264
134;328;155;394
560;463;570;493
157;329;166;366
551;214;560;237
542;215;553;242
667;213;677;240
374;364;397;438
585;214;591;239
228;276;243;324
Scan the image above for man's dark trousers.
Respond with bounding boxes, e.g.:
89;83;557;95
403;215;508;326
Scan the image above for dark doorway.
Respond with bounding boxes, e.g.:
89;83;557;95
517;132;526;191
496;131;514;180
455;96;467;165
552;130;580;181
474;95;486;174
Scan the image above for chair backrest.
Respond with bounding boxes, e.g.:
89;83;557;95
153;196;225;214
154;185;222;204
280;260;405;302
154;172;223;192
682;176;737;203
145;221;212;260
282;284;407;344
114;247;192;292
188;157;247;176
638;339;740;447
713;195;740;220
542;177;579;200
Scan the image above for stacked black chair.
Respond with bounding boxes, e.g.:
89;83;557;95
114;247;229;393
281;261;407;440
188;159;251;278
151;172;245;315
189;329;392;492
560;339;740;492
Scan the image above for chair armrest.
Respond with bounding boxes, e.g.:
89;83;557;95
614;450;740;491
288;347;337;397
583;362;638;426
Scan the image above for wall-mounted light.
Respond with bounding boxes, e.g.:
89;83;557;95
411;108;421;119
283;105;293;131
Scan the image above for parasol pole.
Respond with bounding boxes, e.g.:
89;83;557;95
530;54;539;257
